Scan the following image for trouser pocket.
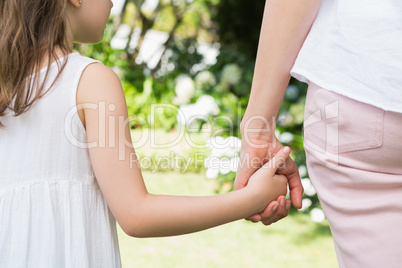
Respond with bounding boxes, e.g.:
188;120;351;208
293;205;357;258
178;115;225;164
303;83;384;155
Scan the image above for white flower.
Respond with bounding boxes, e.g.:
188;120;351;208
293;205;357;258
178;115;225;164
221;64;242;85
204;136;242;179
298;165;308;177
206;136;225;149
207;136;241;158
277;113;294;127
195;71;216;88
229;157;239;172
298;198;312;212
141;0;159;13
206;137;227;158
222;147;239;158
206;136;219;148
176;95;220;126
205;168;219;179
204;155;236;178
173;96;190;105
219;157;231;175
310;208;326;223
110;24;132;49
278;132;294;144
221;136;241;158
302;178;317;196
204;156;213;168
173;75;195;105
196;95;220;116
226;136;241;149
204;156;221;179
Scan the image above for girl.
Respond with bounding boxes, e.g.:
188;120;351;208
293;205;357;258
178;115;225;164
0;0;290;267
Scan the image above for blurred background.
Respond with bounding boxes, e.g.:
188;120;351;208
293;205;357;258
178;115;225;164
75;0;337;267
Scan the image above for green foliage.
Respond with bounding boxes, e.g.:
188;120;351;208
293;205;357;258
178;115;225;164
165;38;204;75
212;0;265;59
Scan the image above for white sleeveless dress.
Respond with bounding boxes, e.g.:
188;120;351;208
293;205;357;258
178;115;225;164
0;52;122;267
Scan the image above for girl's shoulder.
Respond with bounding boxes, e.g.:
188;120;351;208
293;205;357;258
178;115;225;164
67;52;103;69
75;53;124;129
76;55;120;89
65;52;119;92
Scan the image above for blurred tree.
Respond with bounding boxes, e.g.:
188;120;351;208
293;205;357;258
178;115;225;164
108;0;217;76
212;0;265;59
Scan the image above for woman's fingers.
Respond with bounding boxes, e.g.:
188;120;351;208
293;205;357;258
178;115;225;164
260;196;291;226
260;147;291;175
246;195;291;225
246;213;262;222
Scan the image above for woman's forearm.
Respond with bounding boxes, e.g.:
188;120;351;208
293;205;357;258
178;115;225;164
242;0;321;131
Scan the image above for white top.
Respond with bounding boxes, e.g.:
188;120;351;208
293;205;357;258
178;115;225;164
290;0;402;113
0;53;122;267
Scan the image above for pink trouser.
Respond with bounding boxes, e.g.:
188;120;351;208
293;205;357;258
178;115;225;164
303;82;402;268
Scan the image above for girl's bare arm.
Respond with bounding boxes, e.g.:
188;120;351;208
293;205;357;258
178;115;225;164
76;63;288;238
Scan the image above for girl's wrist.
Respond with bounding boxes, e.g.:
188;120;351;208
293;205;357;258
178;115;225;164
240;186;266;215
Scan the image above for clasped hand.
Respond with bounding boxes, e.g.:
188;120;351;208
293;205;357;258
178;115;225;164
235;134;303;225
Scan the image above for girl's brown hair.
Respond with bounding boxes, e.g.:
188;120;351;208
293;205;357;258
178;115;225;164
0;0;70;127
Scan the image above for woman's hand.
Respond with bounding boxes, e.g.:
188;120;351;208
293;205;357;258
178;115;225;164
235;127;303;225
232;0;320;225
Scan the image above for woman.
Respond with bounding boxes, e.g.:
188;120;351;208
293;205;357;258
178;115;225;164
235;0;402;267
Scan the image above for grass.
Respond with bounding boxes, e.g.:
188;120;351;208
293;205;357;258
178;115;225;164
117;171;338;268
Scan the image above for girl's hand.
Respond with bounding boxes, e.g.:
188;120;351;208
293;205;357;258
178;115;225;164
245;147;290;215
235;132;303;225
